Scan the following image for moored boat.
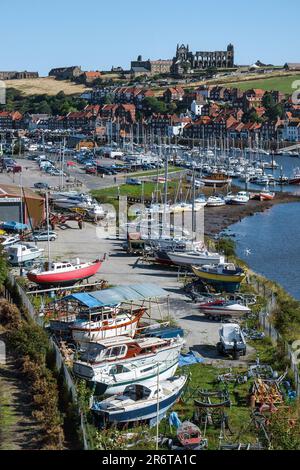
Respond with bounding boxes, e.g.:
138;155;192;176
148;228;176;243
206;196;226;207
200;173;232;187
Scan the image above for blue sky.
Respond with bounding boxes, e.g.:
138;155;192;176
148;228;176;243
1;0;299;75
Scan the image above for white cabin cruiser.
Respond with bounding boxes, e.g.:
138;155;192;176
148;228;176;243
6;243;44;265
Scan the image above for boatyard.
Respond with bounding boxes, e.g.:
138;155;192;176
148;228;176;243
0;136;300;452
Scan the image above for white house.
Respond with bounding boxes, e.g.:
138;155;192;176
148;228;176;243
282;120;300;142
191;100;204;117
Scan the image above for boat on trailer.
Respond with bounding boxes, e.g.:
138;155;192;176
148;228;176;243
198;299;251;319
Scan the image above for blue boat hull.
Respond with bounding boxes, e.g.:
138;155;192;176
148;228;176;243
92;383;185;424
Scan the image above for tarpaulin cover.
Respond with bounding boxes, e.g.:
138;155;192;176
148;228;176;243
178;351;205;367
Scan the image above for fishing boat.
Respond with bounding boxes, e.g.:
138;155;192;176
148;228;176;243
191;263;246;293
27;259;102;286
289;168;300;185
71;307;146;344
73;335;184;382
6;243;44;265
167;250;225;267
206;196;226;207
92;358;179;395
198;299;251;318
91;375;187;425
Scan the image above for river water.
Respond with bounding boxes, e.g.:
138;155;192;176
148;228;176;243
226;202;300;300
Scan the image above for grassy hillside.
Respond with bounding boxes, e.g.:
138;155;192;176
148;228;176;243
225;74;300;94
4;77;91;96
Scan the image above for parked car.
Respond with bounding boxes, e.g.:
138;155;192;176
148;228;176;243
29;230;57;242
126;178;142;185
34;182;50;189
86;166;97;174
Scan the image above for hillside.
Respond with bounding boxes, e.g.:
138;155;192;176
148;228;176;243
4;77;91;96
225;73;300;94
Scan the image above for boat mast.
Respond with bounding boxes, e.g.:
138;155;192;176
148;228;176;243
46;191;51;265
155;363;160;450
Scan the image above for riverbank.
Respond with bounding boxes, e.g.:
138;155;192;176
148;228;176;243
204;192;300;237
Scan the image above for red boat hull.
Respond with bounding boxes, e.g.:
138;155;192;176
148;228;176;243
27;260;102;286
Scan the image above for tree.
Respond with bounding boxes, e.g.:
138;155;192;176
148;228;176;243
265;103;284;121
262;93;275;109
143;97;167;115
242;108;263;124
205;66;218;77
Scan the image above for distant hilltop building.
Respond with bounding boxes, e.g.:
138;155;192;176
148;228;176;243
172;43;235;75
49;66;83;80
0;71;39;80
130;55;172;77
131;43;235;77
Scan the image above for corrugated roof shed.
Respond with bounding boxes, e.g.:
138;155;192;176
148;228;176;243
63;283;167;308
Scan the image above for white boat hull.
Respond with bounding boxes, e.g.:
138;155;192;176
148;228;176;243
97;360;178;395
73;338;184;381
168;252;225;267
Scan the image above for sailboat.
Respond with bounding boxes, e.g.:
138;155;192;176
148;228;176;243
27;192;103;286
91;375;187;425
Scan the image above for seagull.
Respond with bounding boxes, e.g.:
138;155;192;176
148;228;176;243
244;248;252;256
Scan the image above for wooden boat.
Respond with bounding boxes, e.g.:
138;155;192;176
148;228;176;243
71;307;146;344
27;259;102;286
73;335;184;382
192;263;246;293
91;375;187;425
200;173;232;187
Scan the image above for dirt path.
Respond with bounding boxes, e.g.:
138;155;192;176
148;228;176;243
0;350;42;450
